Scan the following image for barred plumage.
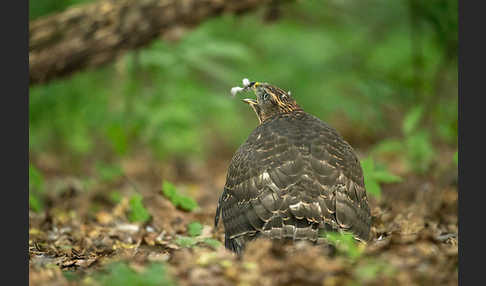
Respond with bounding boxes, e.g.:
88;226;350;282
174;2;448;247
215;81;371;254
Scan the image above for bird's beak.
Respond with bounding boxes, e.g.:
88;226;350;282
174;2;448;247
242;98;257;105
242;98;262;124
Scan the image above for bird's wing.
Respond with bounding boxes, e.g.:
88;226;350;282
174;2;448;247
306;116;371;240
214;131;267;253
216;121;302;253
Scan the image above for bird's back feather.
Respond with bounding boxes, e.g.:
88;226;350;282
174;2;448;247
215;111;371;253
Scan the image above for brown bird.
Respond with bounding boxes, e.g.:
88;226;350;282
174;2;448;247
215;80;371;254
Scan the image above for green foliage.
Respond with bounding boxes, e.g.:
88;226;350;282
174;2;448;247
29;68;111;160
187;222;204;237
106;123;130;156
162;181;199;212
435;98;458;144
178;196;199;212
402;106;436;173
109;191;123;204
177;222;221;248
353;259;395;282
29;164;44;192
453;151;458;166
370;139;403;155
325;232;364;261
128;194;151;223
96;162;124;183
361;157;402;199
174;235;221;249
62;271;79;282
372;105;437;174
29;164;44;212
29;0;456;176
404;131;435;174
96;261;175;286
174;236;199;248
403;105;425;136
201;238;222;249
29;195;43;213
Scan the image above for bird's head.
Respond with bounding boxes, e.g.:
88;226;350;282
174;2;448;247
241;81;301;124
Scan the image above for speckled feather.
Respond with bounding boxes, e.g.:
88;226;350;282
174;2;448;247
215;110;371;254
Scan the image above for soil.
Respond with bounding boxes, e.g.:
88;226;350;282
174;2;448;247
29;152;458;286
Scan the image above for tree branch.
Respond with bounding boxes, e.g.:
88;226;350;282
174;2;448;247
29;0;270;85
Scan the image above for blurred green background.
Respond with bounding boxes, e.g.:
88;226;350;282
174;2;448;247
29;0;457;182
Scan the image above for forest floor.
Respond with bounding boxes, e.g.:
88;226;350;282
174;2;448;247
29;148;458;286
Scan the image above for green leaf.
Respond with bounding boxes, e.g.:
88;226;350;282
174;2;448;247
360;157;375;176
405;131;435;174
325;232;363;261
162;180;177;201
96;162;124;183
187;222;203;237
202;238;222;249
361;157;401;199
177;196;198;212
370;139;403;155
106;123;129;156
128;194;151;223
29;193;43;213
62;271;80;282
143;263;176;286
161;180;199;212
29;164;44;212
403;105;424;135
174;236;198;248
67;128;94;155
98;262;134;286
354;260;395;281
109;191;122;204
29;164;44;193
372;170;402;183
97;262;175;286
365;178;382;198
361;157;380;197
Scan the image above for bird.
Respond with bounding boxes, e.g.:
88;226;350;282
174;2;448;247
215;79;371;254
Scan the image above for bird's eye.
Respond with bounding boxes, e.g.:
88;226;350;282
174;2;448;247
262;93;270;100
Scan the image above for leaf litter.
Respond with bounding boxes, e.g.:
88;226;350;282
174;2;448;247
29;154;458;286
